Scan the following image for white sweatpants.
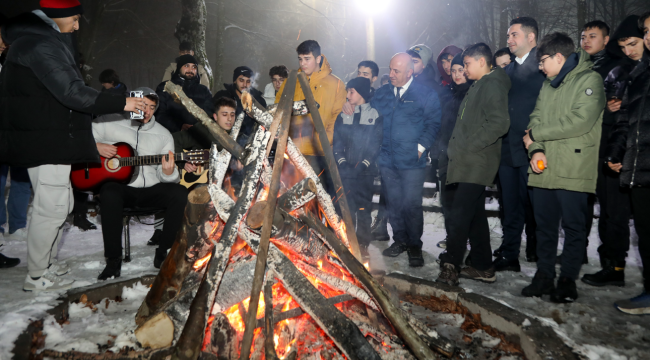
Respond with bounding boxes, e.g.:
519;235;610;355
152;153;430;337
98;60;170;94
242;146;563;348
26;164;73;277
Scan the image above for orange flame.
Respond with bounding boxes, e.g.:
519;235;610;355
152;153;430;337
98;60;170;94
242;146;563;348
363;262;370;271
193;253;212;270
284;153;289;159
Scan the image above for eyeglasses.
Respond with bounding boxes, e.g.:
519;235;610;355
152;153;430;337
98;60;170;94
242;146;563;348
538;55;555;68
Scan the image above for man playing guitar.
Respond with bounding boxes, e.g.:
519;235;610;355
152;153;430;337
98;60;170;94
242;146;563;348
92;87;188;280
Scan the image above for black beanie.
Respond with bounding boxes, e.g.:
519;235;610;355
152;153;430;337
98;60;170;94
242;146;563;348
176;54;198;73
233;66;254;82
607;15;644;58
451;53;464;68
346;77;371;102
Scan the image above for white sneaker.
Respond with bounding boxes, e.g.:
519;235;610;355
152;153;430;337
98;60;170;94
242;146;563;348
49;260;70;276
23;269;74;292
6;228;27;241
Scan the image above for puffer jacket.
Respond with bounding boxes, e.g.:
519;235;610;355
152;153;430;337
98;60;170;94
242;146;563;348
436;80;472;176
527;49;606;193
607;56;650;187
275;55;347;156
155;72;214;133
371;78;441;170
92;114;180;188
446;66;511;186
333;103;383;175
0;11;126;168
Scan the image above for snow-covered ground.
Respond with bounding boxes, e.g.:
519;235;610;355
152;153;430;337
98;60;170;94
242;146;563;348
1;186;649;360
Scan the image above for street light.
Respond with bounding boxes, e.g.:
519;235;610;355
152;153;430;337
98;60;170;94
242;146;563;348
356;0;390;60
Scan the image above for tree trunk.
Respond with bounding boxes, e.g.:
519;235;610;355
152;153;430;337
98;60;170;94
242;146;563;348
499;0;510;49
213;0;225;93
175;0;214;89
577;0;587;39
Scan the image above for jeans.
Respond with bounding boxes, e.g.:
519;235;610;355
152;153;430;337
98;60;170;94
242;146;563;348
497;164;536;260
341;174;375;246
532;188;588;280
99;182;188;259
380;166;426;248
630;187;650;292
0;164;32;234
443;182;492;270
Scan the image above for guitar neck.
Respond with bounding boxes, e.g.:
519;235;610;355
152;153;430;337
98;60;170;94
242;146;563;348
118;153;183;167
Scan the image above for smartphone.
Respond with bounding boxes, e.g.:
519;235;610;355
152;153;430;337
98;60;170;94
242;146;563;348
130;91;144;120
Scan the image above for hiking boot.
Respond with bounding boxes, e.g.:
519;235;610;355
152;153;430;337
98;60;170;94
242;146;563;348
551;277;578;303
407;247;424;267
522;271;555;297
493;256;521;272
436;263;459;286
154;248;169;269
614;292;650;315
382;242;407;257
0;253;20;268
98;258;122;281
147;229;163;246
49;260;70;276
371;217;390;241
581;258;625;287
73;214;97;231
23;268;74;292
460;266;496;283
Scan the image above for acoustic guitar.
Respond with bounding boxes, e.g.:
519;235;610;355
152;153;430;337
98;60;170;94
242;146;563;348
70;142;208;191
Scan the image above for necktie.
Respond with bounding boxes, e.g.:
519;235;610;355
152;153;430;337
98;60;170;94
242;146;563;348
396;87;402;99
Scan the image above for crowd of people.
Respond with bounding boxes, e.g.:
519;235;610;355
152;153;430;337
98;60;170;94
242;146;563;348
0;0;648;316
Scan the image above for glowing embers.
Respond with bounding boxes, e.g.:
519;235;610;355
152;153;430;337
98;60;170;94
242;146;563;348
193;253;212;270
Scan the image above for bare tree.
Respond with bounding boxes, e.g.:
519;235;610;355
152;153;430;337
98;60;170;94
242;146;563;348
175;0;214;89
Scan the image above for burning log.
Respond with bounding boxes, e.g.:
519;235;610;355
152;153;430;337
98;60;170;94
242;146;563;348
173;127;271;360
266;100;311;117
209;112;245;189
276;178;317;212
203;313;239;359
299;212;457;359
263;278;279;360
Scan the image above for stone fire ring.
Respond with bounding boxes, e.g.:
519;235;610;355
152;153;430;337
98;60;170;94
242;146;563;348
12;273;578;360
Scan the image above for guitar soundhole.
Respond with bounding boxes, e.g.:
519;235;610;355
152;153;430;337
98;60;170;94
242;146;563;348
104;156;121;173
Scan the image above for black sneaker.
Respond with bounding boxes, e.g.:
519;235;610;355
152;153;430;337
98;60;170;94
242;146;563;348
382;242;407;257
407;247;424;267
460;266;496;283
147;229;163;246
98;258;122;281
522;271;555;297
154;248;168;269
436;263;459;286
581;259;625;287
0;253;20;268
371;217;390;241
551;277;578;303
73;213;97;231
493;256;521;272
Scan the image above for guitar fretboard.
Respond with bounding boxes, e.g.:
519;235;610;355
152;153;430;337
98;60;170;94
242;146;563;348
118;154;183;167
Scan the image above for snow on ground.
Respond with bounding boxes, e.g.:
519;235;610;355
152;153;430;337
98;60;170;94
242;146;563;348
1;189;649;360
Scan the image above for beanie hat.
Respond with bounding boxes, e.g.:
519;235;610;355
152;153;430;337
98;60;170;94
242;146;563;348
451;53;464;68
176;54;198;73
607;15;643;58
40;0;84;19
346;77;371;103
233;66;254;82
409;44;433;66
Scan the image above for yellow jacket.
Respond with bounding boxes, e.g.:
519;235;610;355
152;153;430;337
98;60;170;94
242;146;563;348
275;55;347;156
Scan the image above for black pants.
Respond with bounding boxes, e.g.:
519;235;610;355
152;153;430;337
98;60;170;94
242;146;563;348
341;174;375;246
99;182;188;259
497;164;537;260
73;190;90;217
532;188;588;280
444;183;492;270
380;166;426;248
305;155;335;200
630;187;650;292
586;161;631;262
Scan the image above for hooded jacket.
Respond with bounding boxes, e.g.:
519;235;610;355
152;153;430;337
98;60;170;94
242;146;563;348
606;55;650;187
92;88;180;188
436;45;463;86
275;55;347;156
437;80;472;176
446;66;511;186
155;71;214;133
333;103;383;175
527;49;606;193
214;82;266;140
0;11;126;167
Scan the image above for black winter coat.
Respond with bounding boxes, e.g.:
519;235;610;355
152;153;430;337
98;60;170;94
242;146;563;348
607;56;650;187
0;12;126;168
213;83;267;140
436;80;472;176
155;72;214;133
102;82;128;97
333;103;383;176
592;50;624;158
413;66;444;98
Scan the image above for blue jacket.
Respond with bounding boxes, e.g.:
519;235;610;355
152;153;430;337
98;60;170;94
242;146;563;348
371;80;441;169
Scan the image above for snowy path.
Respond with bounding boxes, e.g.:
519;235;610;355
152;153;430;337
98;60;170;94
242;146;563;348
0;209;649;359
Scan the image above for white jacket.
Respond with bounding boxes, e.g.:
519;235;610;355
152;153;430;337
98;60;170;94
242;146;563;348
92;114;180;188
263;82;277;105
